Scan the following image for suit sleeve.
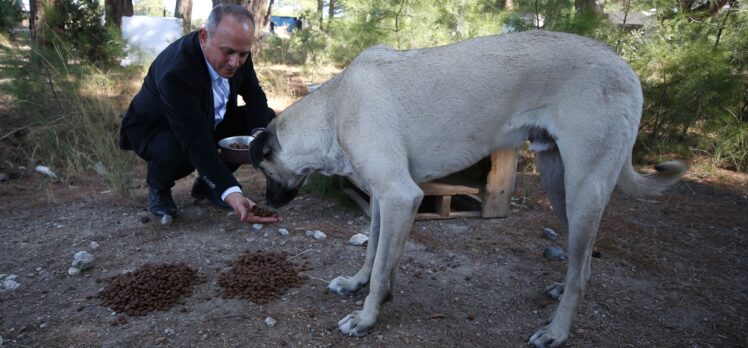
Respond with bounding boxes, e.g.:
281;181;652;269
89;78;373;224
159;73;239;193
238;56;276;130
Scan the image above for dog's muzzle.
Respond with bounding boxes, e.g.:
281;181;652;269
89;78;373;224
265;178;299;208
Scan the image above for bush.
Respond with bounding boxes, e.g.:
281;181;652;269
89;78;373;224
0;0;21;33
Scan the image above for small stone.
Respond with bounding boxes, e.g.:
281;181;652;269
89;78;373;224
543;246;567;261
90;241;99;250
39;323;47;329
35;165;58;179
94;162;107;176
67;267;81;276
164;328;175;335
313;230;327;240
542;227;558;241
592;250;602;258
278;228;289;236
160;214;173;225
305;230;314;237
348;233;368;246
252;224;263;230
264;316;277;327
0;173;7;182
71;251;94;270
1;275;20;291
201;334;208;339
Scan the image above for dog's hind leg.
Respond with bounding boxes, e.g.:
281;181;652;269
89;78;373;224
328;198;381;295
535;146;568;299
529;136;625;348
337;179;423;336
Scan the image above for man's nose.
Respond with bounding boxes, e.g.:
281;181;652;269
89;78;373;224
228;54;240;67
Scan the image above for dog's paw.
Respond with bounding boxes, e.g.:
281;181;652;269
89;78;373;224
328;276;365;296
338;310;376;337
544;282;564;299
528;324;569;348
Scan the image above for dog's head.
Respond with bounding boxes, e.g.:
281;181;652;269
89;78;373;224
250;127;311;208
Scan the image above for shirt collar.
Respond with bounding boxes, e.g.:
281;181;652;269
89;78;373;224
204;58;223;82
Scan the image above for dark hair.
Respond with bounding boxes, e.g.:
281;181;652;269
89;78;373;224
205;3;255;38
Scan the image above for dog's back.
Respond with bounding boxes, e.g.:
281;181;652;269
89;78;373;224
330;30;643;183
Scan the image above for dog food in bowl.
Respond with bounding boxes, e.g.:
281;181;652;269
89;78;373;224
218;135;255;164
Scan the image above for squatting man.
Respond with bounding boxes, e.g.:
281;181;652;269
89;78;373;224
119;4;280;224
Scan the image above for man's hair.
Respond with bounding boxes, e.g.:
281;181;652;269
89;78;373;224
205;3;255;38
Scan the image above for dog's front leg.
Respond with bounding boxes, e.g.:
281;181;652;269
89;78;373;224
328;198;381;295
337;185;423;336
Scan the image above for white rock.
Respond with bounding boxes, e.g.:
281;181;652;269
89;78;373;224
164;328;175;335
160;214;173;225
1;274;20;291
252;224;264;230
304;230;314;237
35;165;58;179
278;228;289;236
542;227;558;241
313;230;327;240
94;161;107;176
67;267;81;276
71;251;94;269
349;233;368;246
90;241;99;250
264;316;277;327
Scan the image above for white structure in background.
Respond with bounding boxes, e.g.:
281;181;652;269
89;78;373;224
121;16;183;66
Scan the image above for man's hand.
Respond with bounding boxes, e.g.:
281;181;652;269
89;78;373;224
225;192;282;224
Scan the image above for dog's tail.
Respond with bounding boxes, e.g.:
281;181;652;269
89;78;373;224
616;157;687;198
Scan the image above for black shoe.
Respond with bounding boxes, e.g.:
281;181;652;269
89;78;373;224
148;187;177;217
191;178;232;210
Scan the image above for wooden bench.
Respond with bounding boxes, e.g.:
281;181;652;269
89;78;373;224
342;148;518;220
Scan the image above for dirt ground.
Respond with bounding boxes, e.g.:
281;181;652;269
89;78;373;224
0;147;746;347
1;37;747;348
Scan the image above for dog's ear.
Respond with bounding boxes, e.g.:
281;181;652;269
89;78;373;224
250;131;272;168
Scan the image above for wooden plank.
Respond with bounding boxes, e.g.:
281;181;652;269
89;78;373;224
416;210;481;220
480;148;518;218
419;181;480;196
434;195;452;217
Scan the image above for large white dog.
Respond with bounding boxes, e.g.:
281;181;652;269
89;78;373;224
250;30;686;347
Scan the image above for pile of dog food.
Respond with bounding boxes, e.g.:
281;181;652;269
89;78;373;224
96;263;198;316
219;251;305;303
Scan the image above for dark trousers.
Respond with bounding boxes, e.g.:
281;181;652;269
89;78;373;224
140;107;251;190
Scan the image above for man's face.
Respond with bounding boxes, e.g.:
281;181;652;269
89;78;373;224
199;15;254;78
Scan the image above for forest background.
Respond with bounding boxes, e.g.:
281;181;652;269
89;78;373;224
0;0;745;196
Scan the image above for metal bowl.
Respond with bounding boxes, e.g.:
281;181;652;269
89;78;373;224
218;135;255;164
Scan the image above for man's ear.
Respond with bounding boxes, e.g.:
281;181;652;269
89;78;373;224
250;131;271;168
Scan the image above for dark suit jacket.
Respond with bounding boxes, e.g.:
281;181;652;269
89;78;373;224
120;31;274;194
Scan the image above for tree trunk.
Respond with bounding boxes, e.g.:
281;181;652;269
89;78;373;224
317;0;323;30
30;0;61;47
105;0;134;29
175;0;193;33
575;0;604;14
327;0;335;31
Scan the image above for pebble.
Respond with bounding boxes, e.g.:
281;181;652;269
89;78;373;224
67;267;81;276
71;251;94;270
0;173;7;182
90;241;99;250
349;233;368;246
164;328;175;335
1;275;20;291
313;231;327;240
543;246;567;261
265;316;277;327
542;227;558;241
39;323;47;329
35;165;58;179
252;224;264;230
278;228;289;236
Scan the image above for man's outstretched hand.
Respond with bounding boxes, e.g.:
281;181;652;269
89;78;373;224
225;192;282;224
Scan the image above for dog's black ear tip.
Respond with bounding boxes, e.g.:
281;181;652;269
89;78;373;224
250;131;269;168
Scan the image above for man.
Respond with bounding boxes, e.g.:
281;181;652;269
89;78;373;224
119;4;280;224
